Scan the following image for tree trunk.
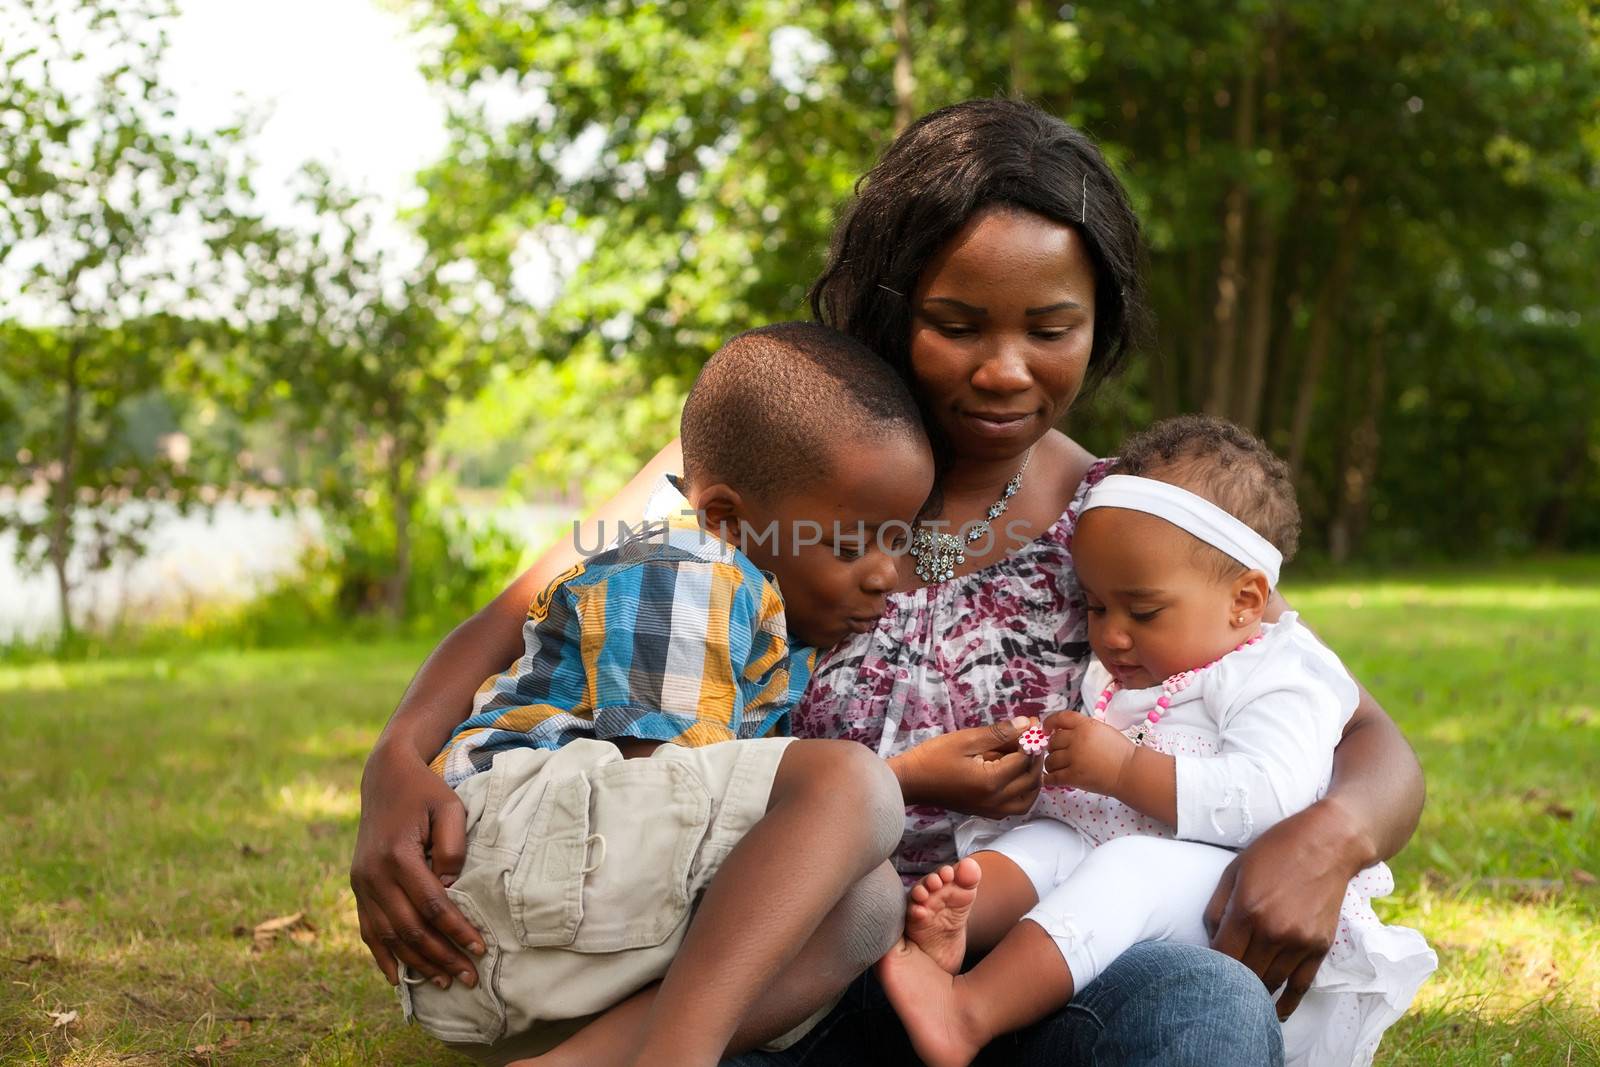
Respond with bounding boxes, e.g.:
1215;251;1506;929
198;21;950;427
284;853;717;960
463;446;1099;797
1236;211;1280;433
1204;55;1259;418
893;0;916;135
49;338;83;644
1010;0;1035;97
1533;424;1592;548
1288;176;1363;484
1328;325;1386;562
387;454;412;621
1234;31;1281;433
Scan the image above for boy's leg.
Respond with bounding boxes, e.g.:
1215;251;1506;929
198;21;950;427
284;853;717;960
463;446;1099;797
618;739;904;1067
511;861;904;1067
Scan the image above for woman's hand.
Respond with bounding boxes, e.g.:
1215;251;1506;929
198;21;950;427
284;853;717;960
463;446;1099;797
889;716;1042;818
1204;796;1370;1019
350;743;486;990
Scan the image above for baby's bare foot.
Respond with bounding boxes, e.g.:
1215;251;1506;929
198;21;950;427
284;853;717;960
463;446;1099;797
905;858;982;974
876;938;988;1067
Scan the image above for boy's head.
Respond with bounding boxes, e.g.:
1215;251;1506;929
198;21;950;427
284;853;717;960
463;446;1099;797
680;322;934;649
1074;415;1299;688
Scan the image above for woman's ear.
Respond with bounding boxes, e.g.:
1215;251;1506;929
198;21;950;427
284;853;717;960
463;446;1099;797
1229;570;1271;628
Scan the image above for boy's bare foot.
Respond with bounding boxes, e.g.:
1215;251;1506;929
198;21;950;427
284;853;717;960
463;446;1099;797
905;858;982;974
876;938;988;1067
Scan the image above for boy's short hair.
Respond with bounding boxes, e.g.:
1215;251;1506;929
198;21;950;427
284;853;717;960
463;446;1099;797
680;322;926;501
1113;414;1301;572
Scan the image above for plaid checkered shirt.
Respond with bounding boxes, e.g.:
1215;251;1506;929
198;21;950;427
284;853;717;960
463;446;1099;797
431;501;817;788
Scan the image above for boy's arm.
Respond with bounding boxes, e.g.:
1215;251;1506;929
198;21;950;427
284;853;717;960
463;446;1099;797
352;438;683;988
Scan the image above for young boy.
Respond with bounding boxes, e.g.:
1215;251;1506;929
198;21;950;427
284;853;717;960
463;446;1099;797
402;322;936;1067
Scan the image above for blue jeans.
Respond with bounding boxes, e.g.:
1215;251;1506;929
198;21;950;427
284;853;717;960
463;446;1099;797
722;941;1285;1066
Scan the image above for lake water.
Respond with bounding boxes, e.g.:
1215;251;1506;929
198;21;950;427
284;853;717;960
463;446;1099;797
0;499;575;643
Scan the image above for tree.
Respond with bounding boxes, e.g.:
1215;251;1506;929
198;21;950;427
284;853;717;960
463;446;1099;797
405;0;1600;559
0;0;264;640
247;170;502;619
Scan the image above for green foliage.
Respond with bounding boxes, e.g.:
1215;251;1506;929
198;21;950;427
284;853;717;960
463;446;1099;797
240;170;517;619
408;0;1600;559
438;345;690;502
0;0;266;638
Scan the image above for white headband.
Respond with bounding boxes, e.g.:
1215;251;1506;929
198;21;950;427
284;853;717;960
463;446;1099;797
1080;474;1283;587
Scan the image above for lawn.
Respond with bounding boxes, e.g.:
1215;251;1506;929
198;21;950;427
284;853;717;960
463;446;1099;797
2;559;1596;1065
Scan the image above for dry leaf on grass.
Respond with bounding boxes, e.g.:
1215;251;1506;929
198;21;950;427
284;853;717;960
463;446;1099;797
1478;877;1564;903
48;1009;78;1029
233;911;317;952
8;952;57;966
190;1037;241;1061
1572;868;1598;886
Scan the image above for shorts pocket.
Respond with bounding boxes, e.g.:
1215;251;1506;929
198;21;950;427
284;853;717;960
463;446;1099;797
398;890;507;1045
509;757;712;953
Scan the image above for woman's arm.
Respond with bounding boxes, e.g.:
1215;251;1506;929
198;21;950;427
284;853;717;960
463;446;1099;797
349;439;684;989
1206;593;1425;1018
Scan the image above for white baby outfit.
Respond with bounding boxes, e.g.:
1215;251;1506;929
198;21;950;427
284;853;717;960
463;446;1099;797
959;613;1436;1067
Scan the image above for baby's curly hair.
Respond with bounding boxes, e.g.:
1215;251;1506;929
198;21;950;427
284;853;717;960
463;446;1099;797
1113;415;1301;576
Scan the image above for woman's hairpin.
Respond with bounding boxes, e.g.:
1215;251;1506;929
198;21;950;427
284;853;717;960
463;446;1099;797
1080;173;1088;223
878;283;904;297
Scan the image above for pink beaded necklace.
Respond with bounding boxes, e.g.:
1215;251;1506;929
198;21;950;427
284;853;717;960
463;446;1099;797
1092;633;1264;746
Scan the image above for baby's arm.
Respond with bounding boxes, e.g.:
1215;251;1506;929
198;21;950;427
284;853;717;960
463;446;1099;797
1041;711;1178;826
1175;658;1354;847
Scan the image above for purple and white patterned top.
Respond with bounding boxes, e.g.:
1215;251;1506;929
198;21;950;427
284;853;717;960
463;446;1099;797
793;458;1115;878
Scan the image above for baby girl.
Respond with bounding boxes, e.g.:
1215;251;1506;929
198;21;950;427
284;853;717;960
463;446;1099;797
877;414;1435;1067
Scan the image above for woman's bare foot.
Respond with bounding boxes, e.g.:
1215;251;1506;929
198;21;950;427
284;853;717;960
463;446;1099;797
905;858;982;974
876;939;989;1067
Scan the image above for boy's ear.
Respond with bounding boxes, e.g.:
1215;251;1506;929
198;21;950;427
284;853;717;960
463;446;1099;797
1229;570;1271;628
692;482;746;539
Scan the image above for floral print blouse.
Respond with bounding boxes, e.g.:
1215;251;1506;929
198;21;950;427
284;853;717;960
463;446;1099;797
793;459;1114;879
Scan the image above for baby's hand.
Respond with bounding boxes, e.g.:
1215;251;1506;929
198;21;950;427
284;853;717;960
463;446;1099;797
1041;712;1137;797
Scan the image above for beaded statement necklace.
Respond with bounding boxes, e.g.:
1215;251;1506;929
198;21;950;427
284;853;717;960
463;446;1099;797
1090;632;1264;747
907;448;1034;583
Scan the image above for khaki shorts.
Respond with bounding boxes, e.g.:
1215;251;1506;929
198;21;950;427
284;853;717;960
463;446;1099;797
398;736;797;1062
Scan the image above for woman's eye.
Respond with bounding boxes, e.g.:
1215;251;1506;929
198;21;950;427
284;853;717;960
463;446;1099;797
1032;328;1071;341
834;543;865;560
1131;609;1161;623
935;323;976;338
1085;604;1106;616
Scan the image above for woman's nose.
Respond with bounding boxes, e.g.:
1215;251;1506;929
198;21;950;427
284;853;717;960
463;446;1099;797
970;340;1033;394
861;550;898;594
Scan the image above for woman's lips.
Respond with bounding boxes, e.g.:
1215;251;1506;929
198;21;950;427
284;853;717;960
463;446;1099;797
959;410;1036;439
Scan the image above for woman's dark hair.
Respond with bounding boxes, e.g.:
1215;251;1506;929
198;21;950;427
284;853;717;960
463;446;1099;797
809;98;1150;397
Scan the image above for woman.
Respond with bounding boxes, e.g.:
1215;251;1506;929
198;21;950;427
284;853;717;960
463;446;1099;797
351;100;1424;1065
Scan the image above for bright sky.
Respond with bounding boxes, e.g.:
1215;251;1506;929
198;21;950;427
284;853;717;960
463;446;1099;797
163;0;447;221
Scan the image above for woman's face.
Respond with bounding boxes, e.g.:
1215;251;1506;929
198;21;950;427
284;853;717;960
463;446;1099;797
908;206;1097;465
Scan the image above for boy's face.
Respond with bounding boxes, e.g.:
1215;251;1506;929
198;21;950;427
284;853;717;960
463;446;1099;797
707;433;934;649
1073;507;1264;689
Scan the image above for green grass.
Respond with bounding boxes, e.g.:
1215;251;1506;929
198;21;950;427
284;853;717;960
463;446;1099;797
2;560;1597;1064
